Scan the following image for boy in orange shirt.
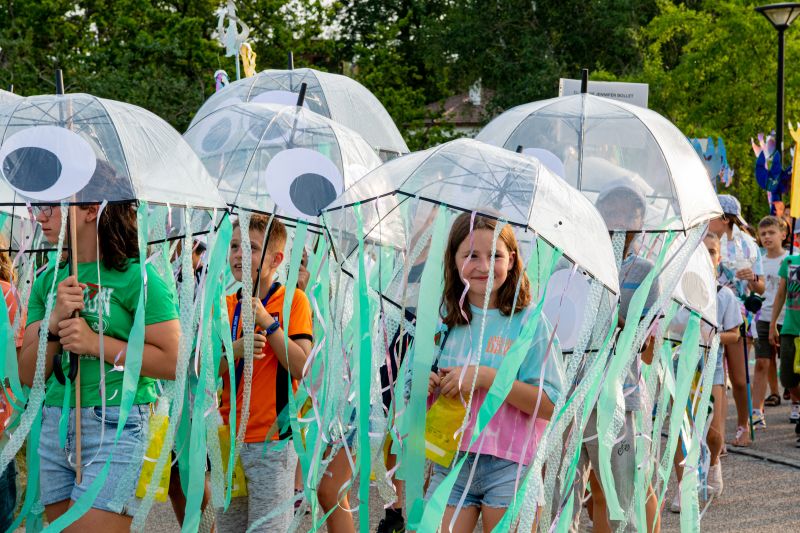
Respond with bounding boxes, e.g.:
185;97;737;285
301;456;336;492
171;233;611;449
216;215;313;532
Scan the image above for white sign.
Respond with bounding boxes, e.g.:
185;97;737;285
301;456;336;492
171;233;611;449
559;79;649;108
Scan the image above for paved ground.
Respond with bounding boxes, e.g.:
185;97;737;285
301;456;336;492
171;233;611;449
140;389;799;532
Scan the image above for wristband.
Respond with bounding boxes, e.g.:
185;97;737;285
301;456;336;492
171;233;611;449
265;318;280;336
47;330;60;343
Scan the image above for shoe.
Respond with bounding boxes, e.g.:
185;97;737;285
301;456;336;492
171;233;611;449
785;388;791;401
796;420;800;436
790;402;800;424
765;393;781;407
376;508;405;533
752;411;767;430
731;425;751;447
706;462;723;497
670;492;681;513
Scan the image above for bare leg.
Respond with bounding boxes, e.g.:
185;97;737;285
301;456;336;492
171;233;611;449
440;505;480;533
44;500;71;523
64;506;133;533
588;470;611;533
295;458;303;492
752;358;770;413
725;342;751;446
708;386;725;465
168;463;186;524
318;447;355;533
768;355;780;397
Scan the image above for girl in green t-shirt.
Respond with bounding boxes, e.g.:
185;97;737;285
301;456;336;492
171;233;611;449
18;187;180;530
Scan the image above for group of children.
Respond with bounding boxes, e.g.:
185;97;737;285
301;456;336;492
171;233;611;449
3;186;800;533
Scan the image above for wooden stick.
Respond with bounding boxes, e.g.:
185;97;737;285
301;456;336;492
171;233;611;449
68;204;82;484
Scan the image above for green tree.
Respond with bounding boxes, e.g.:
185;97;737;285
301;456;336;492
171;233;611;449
637;0;800;222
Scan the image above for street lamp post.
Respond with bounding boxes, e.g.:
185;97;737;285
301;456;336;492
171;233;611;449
756;3;800;160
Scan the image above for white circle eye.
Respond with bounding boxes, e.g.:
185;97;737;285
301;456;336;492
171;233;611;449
251;90;308;108
264;148;343;219
543;269;591;350
681;271;710;311
0;126;96;201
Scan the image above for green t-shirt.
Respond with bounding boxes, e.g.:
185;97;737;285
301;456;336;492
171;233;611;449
27;259;179;407
778;254;800;335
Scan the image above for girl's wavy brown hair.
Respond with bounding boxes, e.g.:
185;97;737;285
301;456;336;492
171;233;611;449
93;202;139;271
0;236;14;283
441;212;530;328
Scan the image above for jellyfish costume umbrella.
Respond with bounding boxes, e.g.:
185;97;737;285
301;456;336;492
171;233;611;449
184;100;382;525
0;93;227;531
321;138;620;531
189;67;409;160
0;89;21;105
477;93;724;529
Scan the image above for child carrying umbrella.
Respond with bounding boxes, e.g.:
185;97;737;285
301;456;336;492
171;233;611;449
424;212;564;532
216;214;312;532
18;161;181;531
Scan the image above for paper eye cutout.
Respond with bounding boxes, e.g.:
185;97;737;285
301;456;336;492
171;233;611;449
251;90;308;108
264;148;344;219
522;148;566;180
0;126;96;201
680;271;711;311
543;269;591;350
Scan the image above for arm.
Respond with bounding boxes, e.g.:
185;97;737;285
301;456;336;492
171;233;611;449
769;277;787;346
56;317;181;380
719;326;740;346
438;366;556;420
18;322;64;387
265;331;311;380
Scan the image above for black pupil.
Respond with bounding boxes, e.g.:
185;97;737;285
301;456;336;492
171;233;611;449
202;118;232;152
2;147;62;192
289;173;337;216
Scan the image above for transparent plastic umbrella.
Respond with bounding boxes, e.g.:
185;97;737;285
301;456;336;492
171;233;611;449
0;90;21;106
0;93;227;209
324;137;620;295
189;68;409;160
184;101;382;226
476;93;722;232
667;238;718;343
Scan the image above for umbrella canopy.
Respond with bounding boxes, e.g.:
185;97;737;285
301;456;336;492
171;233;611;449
189;68;409;159
184;102;382;224
324;137;620;294
0;90;21;105
476;93;722;232
667;238;718;342
0;93;226;209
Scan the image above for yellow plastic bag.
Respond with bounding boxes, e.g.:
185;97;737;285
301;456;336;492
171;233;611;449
135;413;170;501
794;337;800;373
218;425;248;497
424;395;467;467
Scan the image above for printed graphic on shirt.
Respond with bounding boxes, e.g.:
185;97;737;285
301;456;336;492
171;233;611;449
83;283;113;333
786;263;800;312
486;335;512;355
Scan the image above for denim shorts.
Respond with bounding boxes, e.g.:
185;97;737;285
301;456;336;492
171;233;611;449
713;348;725;386
425;452;522;509
39;404;150;515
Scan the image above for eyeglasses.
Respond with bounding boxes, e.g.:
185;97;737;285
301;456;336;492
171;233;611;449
31;206;55;218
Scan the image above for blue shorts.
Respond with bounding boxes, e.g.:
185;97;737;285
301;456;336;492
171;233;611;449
713;349;725;386
39;404;150;515
425;453;522;509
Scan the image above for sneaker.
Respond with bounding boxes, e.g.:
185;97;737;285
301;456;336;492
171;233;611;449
790;403;800;424
706;462;723;497
376;508;405;533
752;411;767;430
669;492;681;513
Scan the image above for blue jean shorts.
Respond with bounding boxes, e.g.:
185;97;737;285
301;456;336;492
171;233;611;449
713;348;725;386
425;452;522;509
39;404;150;515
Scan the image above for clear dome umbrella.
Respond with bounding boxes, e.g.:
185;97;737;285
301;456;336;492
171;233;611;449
477;93;724;529
0;91;228;529
184;100;382;227
189;68;409;160
321;138;621;531
0;89;21;105
476;93;722;232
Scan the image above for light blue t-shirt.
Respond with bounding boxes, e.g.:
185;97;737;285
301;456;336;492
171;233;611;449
437;304;565;405
714;285;744;384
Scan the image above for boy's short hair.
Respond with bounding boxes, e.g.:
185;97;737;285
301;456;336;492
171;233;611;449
758;215;786;232
233;213;287;252
703;232;720;246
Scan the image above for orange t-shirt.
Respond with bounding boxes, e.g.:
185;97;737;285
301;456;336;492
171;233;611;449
1;280;24;433
220;285;313;443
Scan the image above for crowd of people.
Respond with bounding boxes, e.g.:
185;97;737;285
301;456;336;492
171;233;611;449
0;185;799;533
